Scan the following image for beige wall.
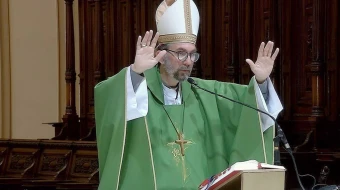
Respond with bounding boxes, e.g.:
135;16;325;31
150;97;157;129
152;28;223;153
0;0;79;139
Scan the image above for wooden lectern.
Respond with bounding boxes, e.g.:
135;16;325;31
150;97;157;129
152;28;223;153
209;169;286;190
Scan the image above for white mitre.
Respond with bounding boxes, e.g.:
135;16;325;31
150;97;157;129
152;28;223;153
155;0;200;44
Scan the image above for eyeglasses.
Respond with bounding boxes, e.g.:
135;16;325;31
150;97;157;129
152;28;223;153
165;49;200;62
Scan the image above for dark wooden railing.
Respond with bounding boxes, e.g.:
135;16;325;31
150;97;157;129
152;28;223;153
0;139;98;190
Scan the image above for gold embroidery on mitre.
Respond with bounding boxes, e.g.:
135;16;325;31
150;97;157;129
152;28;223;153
184;0;192;34
158;33;197;44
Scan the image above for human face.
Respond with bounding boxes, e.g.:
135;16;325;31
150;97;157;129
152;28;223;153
162;43;197;81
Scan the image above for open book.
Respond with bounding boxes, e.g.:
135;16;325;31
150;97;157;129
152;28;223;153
198;160;285;190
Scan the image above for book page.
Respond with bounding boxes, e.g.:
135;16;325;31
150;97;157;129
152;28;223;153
198;160;285;190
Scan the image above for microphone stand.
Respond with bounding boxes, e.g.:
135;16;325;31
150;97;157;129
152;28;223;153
187;78;307;190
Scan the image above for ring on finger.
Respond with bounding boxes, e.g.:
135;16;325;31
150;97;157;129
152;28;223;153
141;44;147;47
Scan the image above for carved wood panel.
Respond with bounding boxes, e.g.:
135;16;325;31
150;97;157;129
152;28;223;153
5;148;39;178
0;147;8;176
69;150;98;182
37;149;71;180
0;139;99;188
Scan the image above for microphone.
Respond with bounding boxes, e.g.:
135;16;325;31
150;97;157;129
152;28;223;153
187;77;308;190
187;78;291;155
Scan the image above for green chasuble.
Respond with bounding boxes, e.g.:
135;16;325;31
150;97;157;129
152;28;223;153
94;67;275;190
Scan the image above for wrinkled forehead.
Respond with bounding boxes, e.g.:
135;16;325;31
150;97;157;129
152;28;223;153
168;42;197;51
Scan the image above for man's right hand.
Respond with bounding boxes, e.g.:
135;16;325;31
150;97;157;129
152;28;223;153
131;30;167;74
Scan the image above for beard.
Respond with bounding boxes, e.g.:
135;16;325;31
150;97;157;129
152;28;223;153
163;56;192;81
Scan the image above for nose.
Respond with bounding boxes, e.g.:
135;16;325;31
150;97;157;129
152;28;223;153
183;56;193;67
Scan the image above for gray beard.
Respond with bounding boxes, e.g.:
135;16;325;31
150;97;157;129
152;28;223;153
163;57;192;82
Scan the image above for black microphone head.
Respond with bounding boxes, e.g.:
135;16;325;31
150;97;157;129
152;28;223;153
187;78;197;85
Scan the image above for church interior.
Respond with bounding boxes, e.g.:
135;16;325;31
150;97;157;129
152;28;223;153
0;0;339;189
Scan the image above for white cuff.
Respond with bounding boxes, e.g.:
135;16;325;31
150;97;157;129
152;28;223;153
254;77;283;131
126;66;148;121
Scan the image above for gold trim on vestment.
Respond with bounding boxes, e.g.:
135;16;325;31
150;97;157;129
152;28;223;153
272;121;275;163
158;33;197;44
144;117;158;189
116;69;129;190
184;0;192;34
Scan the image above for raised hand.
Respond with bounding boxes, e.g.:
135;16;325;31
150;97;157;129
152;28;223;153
131;30;166;74
246;41;279;83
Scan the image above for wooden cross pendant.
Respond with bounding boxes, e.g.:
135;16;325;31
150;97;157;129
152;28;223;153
175;132;188;156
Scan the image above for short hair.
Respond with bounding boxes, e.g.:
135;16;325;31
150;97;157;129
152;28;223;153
156;43;169;51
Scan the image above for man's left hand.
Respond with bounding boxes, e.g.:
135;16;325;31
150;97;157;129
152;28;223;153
246;41;279;83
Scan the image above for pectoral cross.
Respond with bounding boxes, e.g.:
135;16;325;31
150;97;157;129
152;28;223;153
167;132;194;183
175;132;188;156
